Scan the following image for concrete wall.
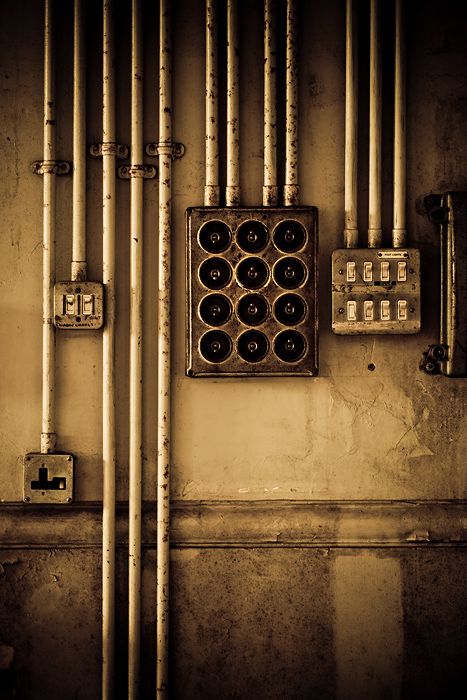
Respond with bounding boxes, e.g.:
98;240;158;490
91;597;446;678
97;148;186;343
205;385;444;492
1;0;466;698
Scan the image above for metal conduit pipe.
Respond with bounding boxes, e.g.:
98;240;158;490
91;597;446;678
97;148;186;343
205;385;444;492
284;0;299;207
226;0;240;207
263;0;278;207
344;0;359;248
128;0;144;696
157;2;172;695
72;0;87;281
205;0;220;207
392;0;406;248
101;1;117;698
41;0;57;455
368;0;382;248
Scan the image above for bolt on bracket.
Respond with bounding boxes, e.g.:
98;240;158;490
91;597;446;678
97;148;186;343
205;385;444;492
145;141;185;159
89;142;129;159
31;160;71;176
117;164;157;179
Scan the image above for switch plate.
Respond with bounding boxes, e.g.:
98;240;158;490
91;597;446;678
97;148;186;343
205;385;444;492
187;206;319;376
332;248;421;334
23;453;74;504
54;281;104;329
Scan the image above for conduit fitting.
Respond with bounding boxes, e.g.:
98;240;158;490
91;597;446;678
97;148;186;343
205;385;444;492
90;142;129;158
146;141;185;159
41;431;57;454
31;160;71;175
71;261;87;281
392;228;407;249
226;186;241;207
118;164;156;179
204;185;221;206
284;184;299;207
263;185;279;208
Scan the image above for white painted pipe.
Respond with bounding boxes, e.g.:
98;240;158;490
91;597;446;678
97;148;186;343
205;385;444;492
128;0;144;697
263;0;278;207
344;0;359;248
226;0;240;207
157;2;172;695
72;0;87;281
368;0;382;248
41;0;57;455
101;1;116;698
284;0;299;207
392;0;407;248
205;0;220;207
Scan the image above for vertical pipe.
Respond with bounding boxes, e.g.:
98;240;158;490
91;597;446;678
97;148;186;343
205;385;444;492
263;0;278;207
41;0;57;455
344;0;359;248
368;0;382;248
157;1;172;695
205;0;220;207
392;0;406;248
102;1;116;698
284;0;299;206
128;0;143;697
72;0;87;281
226;0;240;207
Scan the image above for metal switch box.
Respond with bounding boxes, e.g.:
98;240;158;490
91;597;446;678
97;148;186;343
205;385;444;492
54;281;104;329
332;248;421;334
23;453;74;504
187;207;318;376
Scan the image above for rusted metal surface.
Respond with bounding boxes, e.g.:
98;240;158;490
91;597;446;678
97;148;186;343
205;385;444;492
226;0;240;207
344;0;359;248
392;0;407;249
263;0;278;207
368;0;382;248
284;0;299;207
205;0;220;206
71;0;87;282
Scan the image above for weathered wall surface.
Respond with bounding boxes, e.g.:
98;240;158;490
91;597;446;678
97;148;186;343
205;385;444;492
1;0;466;698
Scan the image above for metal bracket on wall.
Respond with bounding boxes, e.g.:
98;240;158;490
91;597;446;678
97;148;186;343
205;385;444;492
31;160;71;176
23;453;74;504
117;164;157;179
145;141;185;159
89;142;129;159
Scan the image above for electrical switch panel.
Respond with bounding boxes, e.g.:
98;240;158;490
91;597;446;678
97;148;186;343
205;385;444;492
332;248;421;334
23;453;74;504
54;281;104;329
186;207;318;376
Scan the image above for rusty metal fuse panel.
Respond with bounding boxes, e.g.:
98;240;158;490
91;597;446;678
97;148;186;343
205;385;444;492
332;248;421;334
186;207;318;376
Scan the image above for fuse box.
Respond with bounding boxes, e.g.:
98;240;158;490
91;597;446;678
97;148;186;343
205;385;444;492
331;248;421;334
186;207;318;376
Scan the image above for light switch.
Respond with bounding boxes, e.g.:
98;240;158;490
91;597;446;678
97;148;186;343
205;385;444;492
380;300;390;320
346;261;356;282
380;261;390;281
397;261;407;281
64;294;75;315
82;294;94;316
347;300;357;320
363;262;373;282
364;300;374;320
397;299;408;320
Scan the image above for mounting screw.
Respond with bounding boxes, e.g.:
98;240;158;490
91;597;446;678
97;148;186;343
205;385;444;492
67;456;72;462
66;497;72;503
24;496;30;502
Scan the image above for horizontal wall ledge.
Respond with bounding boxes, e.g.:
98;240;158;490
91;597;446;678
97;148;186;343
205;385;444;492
1;500;467;549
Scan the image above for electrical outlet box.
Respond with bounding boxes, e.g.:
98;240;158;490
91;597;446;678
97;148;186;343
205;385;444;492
187;207;318;376
54;281;104;329
23;453;74;504
332;248;421;334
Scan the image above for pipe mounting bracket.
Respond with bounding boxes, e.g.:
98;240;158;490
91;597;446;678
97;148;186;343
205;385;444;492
90;142;129;159
117;164;157;179
145;141;185;159
31;160;71;176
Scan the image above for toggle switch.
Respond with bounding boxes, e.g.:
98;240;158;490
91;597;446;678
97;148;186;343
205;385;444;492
364;300;374;320
363;262;373;282
380;261;390;281
346;261;356;282
64;294;75;315
347;300;357;320
380;299;391;320
82;294;94;316
397;299;408;320
397;261;407;281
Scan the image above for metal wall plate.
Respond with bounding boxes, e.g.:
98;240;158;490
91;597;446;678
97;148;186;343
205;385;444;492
332;248;421;334
54;281;104;329
23;453;74;504
187;206;318;377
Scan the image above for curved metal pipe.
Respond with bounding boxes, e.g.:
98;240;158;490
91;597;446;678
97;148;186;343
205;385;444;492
344;0;359;248
41;0;57;455
157;2;172;695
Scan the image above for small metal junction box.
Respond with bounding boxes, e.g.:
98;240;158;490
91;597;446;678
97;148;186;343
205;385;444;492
186;207;318;377
331;248;421;334
54;281;104;329
23;453;74;504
